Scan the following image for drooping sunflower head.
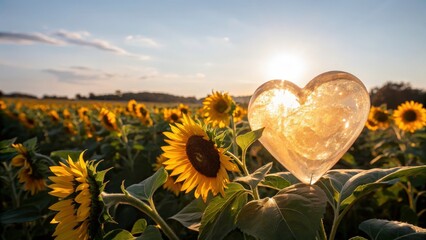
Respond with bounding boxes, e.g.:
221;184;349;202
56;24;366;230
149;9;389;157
63;108;71;120
161;115;238;201
78;107;90;121
163;108;182;123
135;103;150;119
393;101;426;133
126;99;138;113
18;112;36;129
0;100;7;110
99;108;119;132
202;91;235;128
49;152;109;240
365;106;390;131
153;154;182;196
64;120;78;135
11;143;47;195
49;110;61;123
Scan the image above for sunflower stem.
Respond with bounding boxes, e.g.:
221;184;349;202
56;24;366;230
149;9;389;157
34;153;56;166
3;162;20;207
230;115;239;157
317;219;327;240
101;192;179;240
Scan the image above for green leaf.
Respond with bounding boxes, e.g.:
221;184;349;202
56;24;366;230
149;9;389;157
0;192;54;224
359;219;426;240
348;237;368;240
50;150;82;162
103;229;134;240
236;127;264;152
339;166;426;210
235;162;272;189
340;153;357;167
0;205;42;224
316;169;362;207
135;225;163;240
170;198;207;231
268;171;300;185
131;219;147;235
126;167;168;201
24;137;37;150
237;184;327;240
0;137;16;149
199;182;249;240
259;174;291;190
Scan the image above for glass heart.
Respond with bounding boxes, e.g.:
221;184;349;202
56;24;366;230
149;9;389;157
248;71;370;184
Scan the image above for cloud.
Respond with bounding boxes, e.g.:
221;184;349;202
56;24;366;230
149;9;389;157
126;35;161;48
43;66;116;83
0;31;63;45
0;30;149;60
54;30;150;60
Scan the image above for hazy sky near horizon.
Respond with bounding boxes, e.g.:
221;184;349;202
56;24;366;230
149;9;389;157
1;0;425;98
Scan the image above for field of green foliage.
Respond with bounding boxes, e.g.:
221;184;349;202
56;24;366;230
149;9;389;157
0;94;425;240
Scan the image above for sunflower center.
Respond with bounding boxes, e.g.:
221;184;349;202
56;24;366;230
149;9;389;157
186;135;220;177
373;111;388;123
181;108;188;114
214;99;229;114
402;110;417;122
171;113;180;122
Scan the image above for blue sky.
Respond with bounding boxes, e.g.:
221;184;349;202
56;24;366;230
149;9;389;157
1;0;425;98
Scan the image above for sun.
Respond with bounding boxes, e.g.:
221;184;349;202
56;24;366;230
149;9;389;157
265;54;305;82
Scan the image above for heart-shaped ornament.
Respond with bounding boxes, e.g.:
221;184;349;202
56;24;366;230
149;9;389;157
248;71;370;184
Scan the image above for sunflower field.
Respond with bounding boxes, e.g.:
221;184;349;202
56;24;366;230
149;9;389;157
0;91;426;240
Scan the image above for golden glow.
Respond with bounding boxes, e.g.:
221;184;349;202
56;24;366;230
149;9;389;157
265;54;305;82
266;89;300;116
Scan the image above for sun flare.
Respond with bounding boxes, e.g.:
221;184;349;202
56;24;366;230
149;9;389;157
265;54;305;83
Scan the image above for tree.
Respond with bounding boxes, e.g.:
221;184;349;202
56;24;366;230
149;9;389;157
370;82;426;109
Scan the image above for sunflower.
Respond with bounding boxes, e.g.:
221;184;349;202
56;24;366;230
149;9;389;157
161;115;238;201
202;91;235;128
63;109;71;120
18;112;36;128
0;100;6;110
135;103;150;119
233;105;247;123
49;110;61;123
178;103;190;115
49;152;106;240
78;107;90;122
163;108;182;123
153;154;182;196
11;143;46;195
99;108;119;132
126;99;138;113
64;120;78;135
365;119;379;131
365;106;390;131
393;101;426;133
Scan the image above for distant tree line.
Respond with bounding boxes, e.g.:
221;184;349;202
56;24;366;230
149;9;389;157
75;91;199;103
370;82;426;109
1;82;425;107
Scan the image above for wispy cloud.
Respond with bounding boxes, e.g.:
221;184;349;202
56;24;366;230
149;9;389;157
43;66;116;84
0;30;149;60
53;30;150;60
0;31;63;45
125;35;161;48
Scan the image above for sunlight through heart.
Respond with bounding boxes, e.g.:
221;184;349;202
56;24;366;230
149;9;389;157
248;71;370;184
